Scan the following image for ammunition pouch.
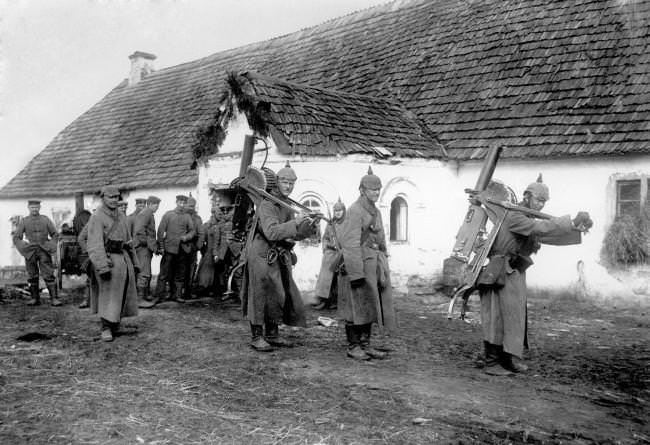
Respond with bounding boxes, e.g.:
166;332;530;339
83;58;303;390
105;239;127;254
476;255;507;291
509;255;534;273
266;246;296;266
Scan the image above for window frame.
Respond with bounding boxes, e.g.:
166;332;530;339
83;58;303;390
389;196;408;243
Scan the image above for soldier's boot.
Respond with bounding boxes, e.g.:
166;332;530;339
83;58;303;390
483;341;514;376
312;297;328;310
138;286;156;308
25;283;41;306
250;324;273;352
174;281;187;303
100;319;114;342
78;280;90;309
346;324;370;361
46;282;62;306
499;349;528;373
264;322;293;348
359;324;386;359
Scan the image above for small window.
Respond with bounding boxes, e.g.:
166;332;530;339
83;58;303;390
617;179;642;218
390;197;408;242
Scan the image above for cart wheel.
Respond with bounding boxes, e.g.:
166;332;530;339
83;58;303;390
56;240;63;290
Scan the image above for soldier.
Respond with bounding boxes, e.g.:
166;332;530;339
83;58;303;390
12;199;61;306
338;167;397;360
195;205;221;297
152;195;195;304
133;196;161;308
117;200;128;216
77;221;94;309
215;204;243;301
127;198;147;237
313;198;346;310
86;186;140;341
183;196;204;300
241;162;316;351
478;175;592;376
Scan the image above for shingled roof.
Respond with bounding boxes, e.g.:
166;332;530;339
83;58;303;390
227;72;444;158
2;0;648;197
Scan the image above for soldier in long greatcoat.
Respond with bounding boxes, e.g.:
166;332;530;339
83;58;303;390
195;206;220;296
183;196;204;300
12;199;60;306
133;195;160;308
478;175;592;376
86;186;140;342
241;162;316;351
313;199;346;310
338;167;397;360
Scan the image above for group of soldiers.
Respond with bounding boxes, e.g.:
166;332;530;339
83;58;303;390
12;163;593;374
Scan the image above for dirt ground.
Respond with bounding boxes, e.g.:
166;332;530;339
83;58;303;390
0;284;648;445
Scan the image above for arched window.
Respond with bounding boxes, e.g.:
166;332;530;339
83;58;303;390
299;195;323;244
390;197;408;242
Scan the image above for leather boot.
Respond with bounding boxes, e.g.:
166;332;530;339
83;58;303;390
359;324;386;359
264;323;293;347
46;282;62;306
78;280;90;308
483;342;514;376
346;324;370;360
138;287;156;308
250;324;273;352
26;283;40;306
174;281;186;303
499;349;528;373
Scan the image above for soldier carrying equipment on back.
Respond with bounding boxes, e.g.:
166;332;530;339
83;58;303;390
12;199;61;306
240;161;317;351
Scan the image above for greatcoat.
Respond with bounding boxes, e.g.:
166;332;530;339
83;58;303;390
132;206;157;287
196;217;219;289
338;196;397;333
314;218;344;300
480;208;580;358
86;204;139;323
241;194;313;327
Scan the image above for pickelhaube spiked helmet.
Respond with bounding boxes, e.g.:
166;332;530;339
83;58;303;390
525;173;550;200
277;160;297;181
360;166;382;189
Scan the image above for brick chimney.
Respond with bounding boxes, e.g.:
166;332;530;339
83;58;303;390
128;51;156;86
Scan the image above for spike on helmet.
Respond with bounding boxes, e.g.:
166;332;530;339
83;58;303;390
277;160;297;181
525;173;550;200
360;166;382;189
333;197;345;212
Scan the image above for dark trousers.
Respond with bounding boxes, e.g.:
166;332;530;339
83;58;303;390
183;251;198;298
154;251;188;298
25;248;55;285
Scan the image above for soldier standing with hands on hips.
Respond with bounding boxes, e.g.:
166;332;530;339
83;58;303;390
12;199;61;306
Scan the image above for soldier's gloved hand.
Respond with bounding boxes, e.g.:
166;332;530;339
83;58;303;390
296;218;315;236
350;278;365;289
572;211;593;231
99;269;111;280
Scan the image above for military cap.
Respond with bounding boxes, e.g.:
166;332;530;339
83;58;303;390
360;166;382;189
176;195;188;202
100;185;120;197
135;198;147;204
525;173;550;201
147;195;161;204
27;199;41;205
277;161;297;181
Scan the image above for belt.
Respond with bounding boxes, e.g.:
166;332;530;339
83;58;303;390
364;243;380;250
